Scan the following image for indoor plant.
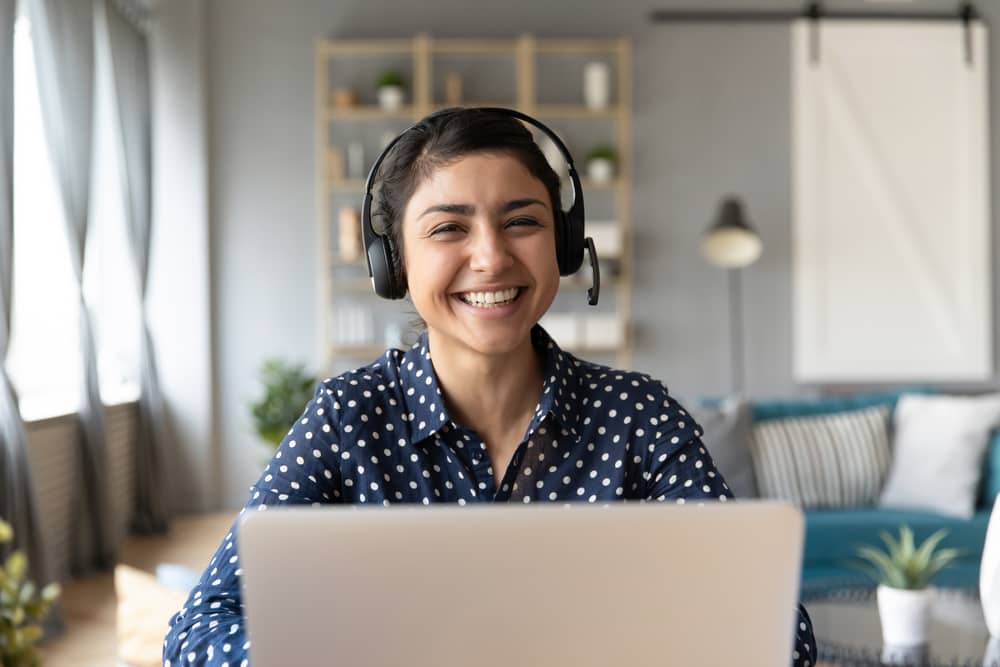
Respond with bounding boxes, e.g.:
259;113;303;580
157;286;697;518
854;525;960;648
0;518;61;667
376;70;406;111
250;359;317;457
584;145;617;184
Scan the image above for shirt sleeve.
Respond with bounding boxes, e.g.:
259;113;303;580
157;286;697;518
163;381;343;667
643;394;818;667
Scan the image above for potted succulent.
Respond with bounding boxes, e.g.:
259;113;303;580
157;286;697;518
853;526;961;648
0;517;61;667
584;145;617;184
250;359;317;465
376;70;406;112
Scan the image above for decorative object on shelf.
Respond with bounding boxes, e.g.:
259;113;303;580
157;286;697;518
331;87;359;108
249;359;317;450
853;525;960;649
583;61;611;110
581;313;626;349
445;72;463;105
700;196;761;395
0;517;61;667
376;69;406;111
981;493;1000;638
584;144;617;184
334;304;373;347
346;141;365;180
337;207;363;263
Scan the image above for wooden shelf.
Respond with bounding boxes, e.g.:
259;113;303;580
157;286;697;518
534;105;622;119
317;34;634;370
323;105;420;121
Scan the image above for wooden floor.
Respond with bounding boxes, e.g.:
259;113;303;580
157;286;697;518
37;512;235;667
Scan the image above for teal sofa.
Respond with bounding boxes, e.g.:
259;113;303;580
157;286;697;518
746;391;998;596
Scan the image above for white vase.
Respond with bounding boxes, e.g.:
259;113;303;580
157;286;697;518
877;584;932;647
981;493;1000;637
587;158;614;184
583;62;611;110
378;85;404;111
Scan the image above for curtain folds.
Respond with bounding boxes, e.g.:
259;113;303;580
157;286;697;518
105;0;171;533
28;0;114;570
0;0;50;583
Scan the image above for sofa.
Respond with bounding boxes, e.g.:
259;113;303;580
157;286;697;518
696;389;999;596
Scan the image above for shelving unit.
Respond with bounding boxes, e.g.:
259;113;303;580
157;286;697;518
316;33;633;372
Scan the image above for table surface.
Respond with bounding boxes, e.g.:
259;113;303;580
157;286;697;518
807;587;995;666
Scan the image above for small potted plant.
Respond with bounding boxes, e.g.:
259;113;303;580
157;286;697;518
0;517;61;667
853;525;961;648
584;145;617;184
250;359;317;465
376;70;406;112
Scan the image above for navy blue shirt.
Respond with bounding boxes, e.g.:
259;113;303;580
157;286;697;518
164;325;816;666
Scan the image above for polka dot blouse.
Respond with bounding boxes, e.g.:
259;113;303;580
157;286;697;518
163;325;817;666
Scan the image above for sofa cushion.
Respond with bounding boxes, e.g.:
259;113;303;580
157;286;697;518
750;405;891;508
880;393;1000;519
689;396;757;498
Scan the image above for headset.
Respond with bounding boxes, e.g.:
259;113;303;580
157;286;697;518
360;107;600;306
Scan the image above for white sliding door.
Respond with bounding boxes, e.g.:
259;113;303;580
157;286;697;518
792;19;991;382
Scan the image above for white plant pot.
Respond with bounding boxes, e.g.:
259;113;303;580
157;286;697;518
982;493;1000;636
877;584;932;647
587;158;614;184
378;85;404;111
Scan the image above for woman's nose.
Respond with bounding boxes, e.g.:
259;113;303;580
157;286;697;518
468;225;514;273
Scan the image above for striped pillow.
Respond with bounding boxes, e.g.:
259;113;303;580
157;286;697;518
749;405;891;508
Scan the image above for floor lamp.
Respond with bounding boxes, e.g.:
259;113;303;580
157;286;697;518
700;197;763;396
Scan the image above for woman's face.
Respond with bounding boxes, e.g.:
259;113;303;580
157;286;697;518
401;152;560;359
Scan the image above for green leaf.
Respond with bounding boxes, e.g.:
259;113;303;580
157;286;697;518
880;529;903;562
899;525;916;563
0;520;12;544
40;582;60;602
5;552;26;584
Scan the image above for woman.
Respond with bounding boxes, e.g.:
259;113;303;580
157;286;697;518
163;107;816;666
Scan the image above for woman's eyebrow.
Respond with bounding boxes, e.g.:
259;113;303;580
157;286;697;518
417;198;549;220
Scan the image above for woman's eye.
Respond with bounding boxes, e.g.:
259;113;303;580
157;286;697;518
431;223;462;235
507;218;540;228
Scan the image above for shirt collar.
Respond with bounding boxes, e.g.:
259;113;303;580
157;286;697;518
398;324;586;445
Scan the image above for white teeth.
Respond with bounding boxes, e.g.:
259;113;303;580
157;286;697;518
458;288;520;308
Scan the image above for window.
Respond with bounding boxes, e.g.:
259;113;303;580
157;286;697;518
5;12;140;421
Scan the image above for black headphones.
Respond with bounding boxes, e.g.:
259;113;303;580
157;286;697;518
360;107;600;306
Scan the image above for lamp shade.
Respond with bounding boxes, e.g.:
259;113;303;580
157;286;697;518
700;197;762;269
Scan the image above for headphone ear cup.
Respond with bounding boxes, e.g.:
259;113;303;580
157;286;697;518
384;234;406;299
557;207;585;276
554;210;568;275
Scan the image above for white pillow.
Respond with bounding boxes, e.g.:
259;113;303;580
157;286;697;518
879;393;1000;518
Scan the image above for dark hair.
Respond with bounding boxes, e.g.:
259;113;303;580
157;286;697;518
371;107;563;291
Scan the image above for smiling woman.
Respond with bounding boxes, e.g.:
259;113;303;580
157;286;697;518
162;108;817;667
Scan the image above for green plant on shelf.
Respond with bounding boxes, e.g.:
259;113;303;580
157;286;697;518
0;517;61;667
376;69;406;90
584;144;618;166
250;359;318;449
852;525;961;590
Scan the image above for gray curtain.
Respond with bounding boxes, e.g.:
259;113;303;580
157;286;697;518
28;0;114;570
0;0;50;583
104;0;171;533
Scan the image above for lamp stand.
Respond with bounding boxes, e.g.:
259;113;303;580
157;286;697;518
728;268;745;396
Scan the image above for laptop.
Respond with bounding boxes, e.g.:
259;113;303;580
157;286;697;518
239;501;803;667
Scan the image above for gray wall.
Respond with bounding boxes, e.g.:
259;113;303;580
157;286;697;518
200;0;1000;508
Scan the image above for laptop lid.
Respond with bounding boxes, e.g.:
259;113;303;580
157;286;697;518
239;501;803;667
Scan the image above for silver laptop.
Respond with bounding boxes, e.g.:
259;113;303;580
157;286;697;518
239;502;803;667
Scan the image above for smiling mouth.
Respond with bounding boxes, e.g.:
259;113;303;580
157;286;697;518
454;287;524;308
